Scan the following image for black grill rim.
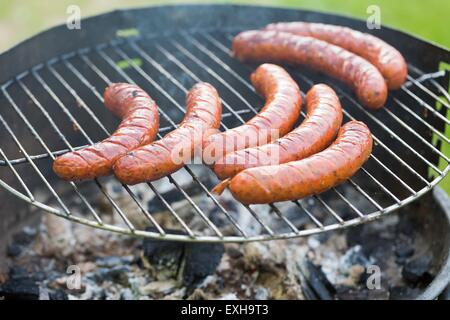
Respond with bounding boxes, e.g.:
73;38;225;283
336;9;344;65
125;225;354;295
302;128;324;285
0;4;449;243
1;4;449;85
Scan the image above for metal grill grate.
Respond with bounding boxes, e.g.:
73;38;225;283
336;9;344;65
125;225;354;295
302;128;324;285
0;29;449;242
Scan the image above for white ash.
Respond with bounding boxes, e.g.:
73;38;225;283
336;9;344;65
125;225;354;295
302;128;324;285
1;175;436;300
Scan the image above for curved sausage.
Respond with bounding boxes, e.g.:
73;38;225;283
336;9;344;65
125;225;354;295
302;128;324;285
232;30;387;109
202;63;302;165
264;22;407;90
213;84;343;180
213;121;372;204
113;82;222;185
53;83;159;180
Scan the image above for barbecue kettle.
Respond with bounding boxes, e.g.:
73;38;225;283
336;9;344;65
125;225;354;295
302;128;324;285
0;4;449;243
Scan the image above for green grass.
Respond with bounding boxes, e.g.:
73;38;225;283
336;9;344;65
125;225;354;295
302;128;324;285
0;1;449;51
116;58;143;69
0;0;449;192
435;63;450;193
274;0;450;193
260;0;450;48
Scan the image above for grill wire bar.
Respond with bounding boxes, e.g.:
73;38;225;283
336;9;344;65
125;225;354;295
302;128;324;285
0;29;448;242
221;34;444;181
108;42;293;236
152;38;355;224
187;34;413;205
75;51;222;237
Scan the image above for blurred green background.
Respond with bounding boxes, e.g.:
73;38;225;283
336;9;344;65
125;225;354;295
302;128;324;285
0;0;449;51
0;0;449;192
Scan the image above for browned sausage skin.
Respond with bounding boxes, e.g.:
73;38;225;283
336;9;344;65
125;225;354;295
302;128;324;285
113;82;222;185
53;83;159;181
202;63;302;165
213;121;372;204
232;30;387;109
264;22;407;90
213;84;343;180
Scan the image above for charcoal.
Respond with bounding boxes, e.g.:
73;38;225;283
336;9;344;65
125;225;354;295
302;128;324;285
208;208;232;228
31;272;47;282
396;217;416;237
8;267;46;282
207;210;228;228
107;266;131;286
226;245;243;260
395;243;415;265
336;285;389;300
297;266;318;300
402;255;433;284
299;260;335;300
389;286;422;300
335;285;361;300
366;287;390;300
142;230;185;278
96;256;133;268
7;244;22;257
395;243;415;259
147;198;168;213
12;227;37;246
358;267;371;285
182;242;224;287
346;227;386;256
278;203;310;228
346;223;394;259
92;266;131;286
8;266;29;280
142;229;224;288
395;257;408;265
300;281;318;300
49;289;68;300
0;278;40;300
2;180;441;300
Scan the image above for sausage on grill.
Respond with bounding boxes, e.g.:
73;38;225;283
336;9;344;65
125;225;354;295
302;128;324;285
213;84;343;179
213;121;372;204
202;63;302;165
264;21;407;90
113;82;222;185
232;30;388;109
53;83;159;180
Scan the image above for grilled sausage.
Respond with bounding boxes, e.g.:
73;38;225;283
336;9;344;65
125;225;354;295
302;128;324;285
213;84;343;180
113;82;222;185
53;83;159;180
232;30;388;109
202;63;302;165
264;22;407;90
213;121;372;204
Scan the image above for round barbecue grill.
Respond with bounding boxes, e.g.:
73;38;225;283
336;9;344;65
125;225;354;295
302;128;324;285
0;4;449;243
